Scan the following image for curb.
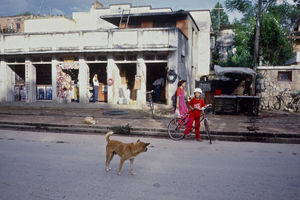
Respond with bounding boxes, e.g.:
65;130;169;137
0;121;299;144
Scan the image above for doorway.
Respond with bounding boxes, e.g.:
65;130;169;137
35;64;52;100
146;63;167;104
9;65;26;101
89;63;107;102
116;63;137;104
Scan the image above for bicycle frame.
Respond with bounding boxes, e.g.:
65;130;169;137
177;107;209;130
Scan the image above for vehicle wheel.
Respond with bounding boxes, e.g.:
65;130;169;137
149;101;154;119
168;118;185;140
204;118;212;144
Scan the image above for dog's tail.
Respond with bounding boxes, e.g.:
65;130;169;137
105;131;113;142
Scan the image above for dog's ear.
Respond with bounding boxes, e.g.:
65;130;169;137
137;139;140;142
145;143;150;146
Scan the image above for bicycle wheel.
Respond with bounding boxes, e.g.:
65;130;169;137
204;118;212;144
168;118;185;140
272;96;281;110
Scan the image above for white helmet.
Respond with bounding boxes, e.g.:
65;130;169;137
194;88;202;94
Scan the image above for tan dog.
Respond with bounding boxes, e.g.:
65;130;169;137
105;132;150;175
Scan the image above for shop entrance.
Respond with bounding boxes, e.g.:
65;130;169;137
35;64;52;100
9;65;26;101
56;63;79;103
116;63;137;104
89;63;107;102
146;63;167;104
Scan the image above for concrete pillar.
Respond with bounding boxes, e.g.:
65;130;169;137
78;57;89;104
51;56;58;102
0;59;9;102
167;51;179;106
137;54;146;106
25;59;36;103
107;54;115;104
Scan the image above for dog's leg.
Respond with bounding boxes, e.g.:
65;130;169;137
118;158;125;176
130;159;136;175
105;151;113;172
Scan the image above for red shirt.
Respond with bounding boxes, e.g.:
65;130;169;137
188;98;205;118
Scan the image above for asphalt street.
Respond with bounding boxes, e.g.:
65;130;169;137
0;129;299;200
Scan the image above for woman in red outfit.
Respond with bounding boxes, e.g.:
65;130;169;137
184;88;205;141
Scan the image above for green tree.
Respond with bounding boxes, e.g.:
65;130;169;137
211;2;231;33
224;0;296;67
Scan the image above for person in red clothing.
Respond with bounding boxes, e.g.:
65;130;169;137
184;88;205;141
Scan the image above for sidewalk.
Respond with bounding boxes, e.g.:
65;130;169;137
0;103;299;143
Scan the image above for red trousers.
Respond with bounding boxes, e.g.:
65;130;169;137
184;116;201;139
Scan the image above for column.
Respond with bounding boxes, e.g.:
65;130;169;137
51;56;58;102
78;57;89;104
107;54;114;104
137;54;146;106
25;59;36;103
0;59;9;102
167;51;179;106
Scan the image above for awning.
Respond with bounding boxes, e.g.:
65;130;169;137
214;65;256;77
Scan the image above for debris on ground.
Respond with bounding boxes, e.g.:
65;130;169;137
110;124;131;134
83;117;97;125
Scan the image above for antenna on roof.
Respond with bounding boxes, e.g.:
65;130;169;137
38;0;45;15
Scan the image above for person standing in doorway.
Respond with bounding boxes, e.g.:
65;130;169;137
93;74;99;102
153;77;164;102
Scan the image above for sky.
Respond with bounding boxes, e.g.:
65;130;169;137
0;0;243;22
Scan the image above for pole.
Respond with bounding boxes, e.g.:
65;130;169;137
253;0;262;69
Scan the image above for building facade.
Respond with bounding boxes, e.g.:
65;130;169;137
287;18;300;65
256;66;300;110
0;15;31;33
0;3;212;107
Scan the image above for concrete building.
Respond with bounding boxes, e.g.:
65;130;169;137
0;3;212;107
287;18;300;65
0;15;31;33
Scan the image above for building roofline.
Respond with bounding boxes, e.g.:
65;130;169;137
101;10;199;31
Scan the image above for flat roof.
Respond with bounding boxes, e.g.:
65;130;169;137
101;10;199;31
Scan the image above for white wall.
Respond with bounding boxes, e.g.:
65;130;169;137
189;10;211;79
24;17;76;33
24;4;172;33
0;28;175;54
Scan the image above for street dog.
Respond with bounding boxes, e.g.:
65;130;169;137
105;131;150;175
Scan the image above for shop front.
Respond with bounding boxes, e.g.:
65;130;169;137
10;64;26;101
56;62;79;103
35;64;52;101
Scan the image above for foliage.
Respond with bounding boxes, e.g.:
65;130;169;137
211;2;231;33
221;0;297;67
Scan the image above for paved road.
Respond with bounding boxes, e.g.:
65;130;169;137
0;130;299;200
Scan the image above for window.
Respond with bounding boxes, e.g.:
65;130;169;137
16;23;20;31
278;71;292;82
181;55;185;63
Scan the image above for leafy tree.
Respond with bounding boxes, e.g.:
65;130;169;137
223;0;296;67
211;2;231;33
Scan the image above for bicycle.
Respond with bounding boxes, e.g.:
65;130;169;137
272;88;300;112
146;90;155;119
290;92;300;112
168;105;213;144
272;88;291;110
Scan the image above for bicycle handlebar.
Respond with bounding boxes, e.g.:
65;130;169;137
146;90;155;94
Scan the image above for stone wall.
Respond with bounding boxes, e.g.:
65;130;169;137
256;66;300;111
